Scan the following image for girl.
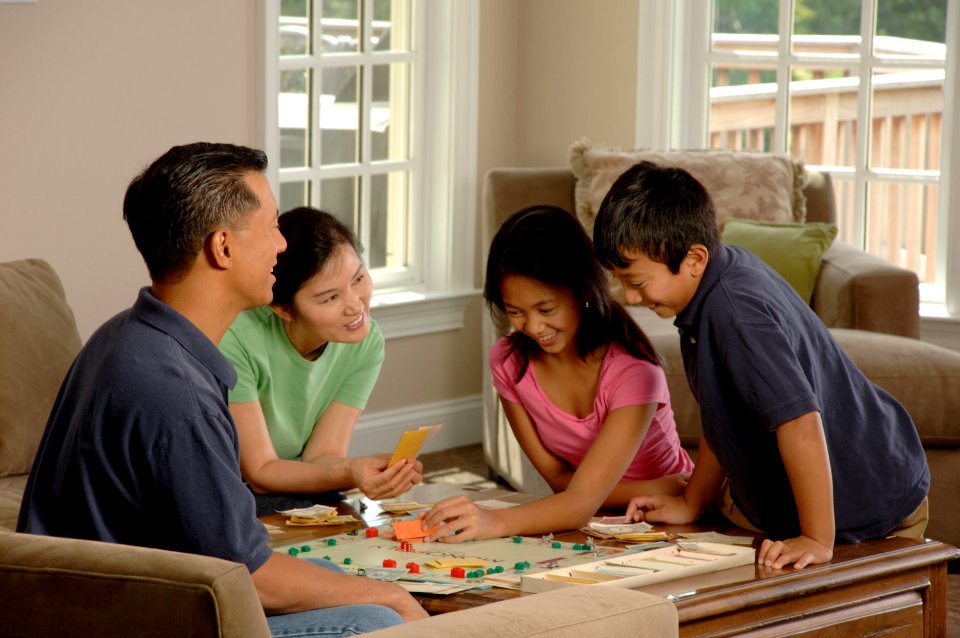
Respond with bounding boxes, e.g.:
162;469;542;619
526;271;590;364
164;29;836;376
219;207;421;511
421;205;692;543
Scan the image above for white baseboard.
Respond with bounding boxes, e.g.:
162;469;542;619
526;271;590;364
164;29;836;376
349;395;484;457
920;316;960;352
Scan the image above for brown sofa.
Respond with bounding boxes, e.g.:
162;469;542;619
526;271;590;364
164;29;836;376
481;166;960;548
0;258;678;638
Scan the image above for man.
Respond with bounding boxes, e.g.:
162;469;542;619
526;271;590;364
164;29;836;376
17;142;426;636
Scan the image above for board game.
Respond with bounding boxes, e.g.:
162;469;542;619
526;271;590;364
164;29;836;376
274;529;635;590
520;540;756;593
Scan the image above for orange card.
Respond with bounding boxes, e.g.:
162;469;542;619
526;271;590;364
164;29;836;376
392;519;440;541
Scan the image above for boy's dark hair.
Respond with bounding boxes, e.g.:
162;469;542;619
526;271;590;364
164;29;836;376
593;161;720;273
271;207;363;307
123;142;269;283
484;205;659;382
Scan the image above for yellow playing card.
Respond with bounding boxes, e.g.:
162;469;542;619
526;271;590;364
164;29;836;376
388;424;442;466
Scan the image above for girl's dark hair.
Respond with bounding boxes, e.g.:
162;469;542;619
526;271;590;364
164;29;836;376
271;207;362;306
484;205;659;382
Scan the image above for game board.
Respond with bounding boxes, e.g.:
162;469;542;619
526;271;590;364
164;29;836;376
274;530;636;589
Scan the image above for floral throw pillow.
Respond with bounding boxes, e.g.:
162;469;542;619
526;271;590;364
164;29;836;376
568;138;807;235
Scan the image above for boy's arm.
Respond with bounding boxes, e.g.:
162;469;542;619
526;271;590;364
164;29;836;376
626;435;725;523
758;411;834;570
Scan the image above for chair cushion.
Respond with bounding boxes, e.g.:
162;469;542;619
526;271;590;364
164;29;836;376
721;218;838;303
0;259;82;477
568;138;807;234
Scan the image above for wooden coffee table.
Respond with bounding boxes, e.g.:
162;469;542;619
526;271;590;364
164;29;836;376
262;484;959;638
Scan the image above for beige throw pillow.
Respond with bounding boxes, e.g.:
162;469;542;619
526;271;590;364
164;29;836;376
568;138;807;234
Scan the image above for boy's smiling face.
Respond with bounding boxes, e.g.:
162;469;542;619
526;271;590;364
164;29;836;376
609;246;708;318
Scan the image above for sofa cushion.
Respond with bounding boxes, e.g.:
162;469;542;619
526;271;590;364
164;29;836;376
721;218;838;303
568;138;806;234
0;259;82;477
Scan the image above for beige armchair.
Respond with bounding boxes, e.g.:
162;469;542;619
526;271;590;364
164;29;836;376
481;166;960;548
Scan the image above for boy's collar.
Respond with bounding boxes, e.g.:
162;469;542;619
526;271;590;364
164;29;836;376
674;244;732;330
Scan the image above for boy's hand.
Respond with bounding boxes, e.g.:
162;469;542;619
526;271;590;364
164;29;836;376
757;535;833;570
625;494;697;524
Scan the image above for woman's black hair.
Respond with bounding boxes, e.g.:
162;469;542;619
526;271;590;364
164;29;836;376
271;207;362;306
484;205;659;382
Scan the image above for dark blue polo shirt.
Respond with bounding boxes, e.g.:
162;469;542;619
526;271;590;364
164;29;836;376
675;245;928;543
18;288;272;572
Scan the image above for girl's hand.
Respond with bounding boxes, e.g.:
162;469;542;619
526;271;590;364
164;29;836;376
757;535;833;570
420;496;497;543
348;456;422;500
645;472;690;496
625;494;697;524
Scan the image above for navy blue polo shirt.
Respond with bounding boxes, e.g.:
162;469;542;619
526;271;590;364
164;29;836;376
675;245;928;543
18;288;272;572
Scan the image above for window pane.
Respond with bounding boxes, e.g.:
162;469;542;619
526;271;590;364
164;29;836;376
371;63;412;162
279;68;312;169
373;0;414;52
320;65;360;166
830;175;859;244
876;0;947;59
280;0;310;56
713;0;778;37
869;68;944;171
280;180;311;213
320;176;358;231
369;171;409;269
320;0;359;54
788;67;859;168
793;0;862;57
709;64;777;151
866;181;939;283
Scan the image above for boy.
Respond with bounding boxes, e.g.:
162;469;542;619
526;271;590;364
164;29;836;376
17;142;426;635
593;161;929;570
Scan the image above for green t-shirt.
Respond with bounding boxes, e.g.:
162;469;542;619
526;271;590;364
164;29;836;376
219;306;385;460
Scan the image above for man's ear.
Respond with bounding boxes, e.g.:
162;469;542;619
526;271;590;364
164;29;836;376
684;244;710;278
206;230;232;270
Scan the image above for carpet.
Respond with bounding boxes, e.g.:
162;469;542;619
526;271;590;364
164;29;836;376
420;444;959;635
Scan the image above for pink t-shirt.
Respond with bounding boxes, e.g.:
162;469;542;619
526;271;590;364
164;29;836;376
490;337;693;481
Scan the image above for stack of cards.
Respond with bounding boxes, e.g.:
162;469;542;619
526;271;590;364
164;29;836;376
278;504;359;527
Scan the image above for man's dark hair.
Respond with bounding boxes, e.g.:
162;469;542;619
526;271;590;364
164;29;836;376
593;161;720;273
123;142;268;282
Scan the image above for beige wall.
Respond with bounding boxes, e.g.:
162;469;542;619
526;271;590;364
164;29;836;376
0;0;642;427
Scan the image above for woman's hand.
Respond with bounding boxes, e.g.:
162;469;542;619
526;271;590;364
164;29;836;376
347;455;423;500
419;496;499;543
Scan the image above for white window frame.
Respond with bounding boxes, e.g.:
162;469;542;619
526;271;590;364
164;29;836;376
635;0;960;319
257;0;479;339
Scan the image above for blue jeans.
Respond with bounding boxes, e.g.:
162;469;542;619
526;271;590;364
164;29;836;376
267;558;405;637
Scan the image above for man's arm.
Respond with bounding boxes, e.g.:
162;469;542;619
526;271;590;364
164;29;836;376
251;552;427;622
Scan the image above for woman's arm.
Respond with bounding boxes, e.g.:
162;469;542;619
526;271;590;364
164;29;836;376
232;400;419;497
423;401;657;542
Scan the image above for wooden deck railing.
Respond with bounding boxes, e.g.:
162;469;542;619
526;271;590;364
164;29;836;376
707;35;945;282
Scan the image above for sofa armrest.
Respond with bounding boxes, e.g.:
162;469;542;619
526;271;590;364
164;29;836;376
812;241;920;338
368;586;678;638
0;532;270;638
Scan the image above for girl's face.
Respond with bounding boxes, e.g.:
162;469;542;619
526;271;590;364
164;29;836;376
278;242;373;355
501;275;581;356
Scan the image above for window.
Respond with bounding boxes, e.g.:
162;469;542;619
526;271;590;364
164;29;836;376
638;0;959;312
259;0;479;337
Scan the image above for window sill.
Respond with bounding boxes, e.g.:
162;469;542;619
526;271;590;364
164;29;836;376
370;289;480;339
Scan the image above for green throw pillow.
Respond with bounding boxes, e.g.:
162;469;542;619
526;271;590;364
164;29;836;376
721;218;838;304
